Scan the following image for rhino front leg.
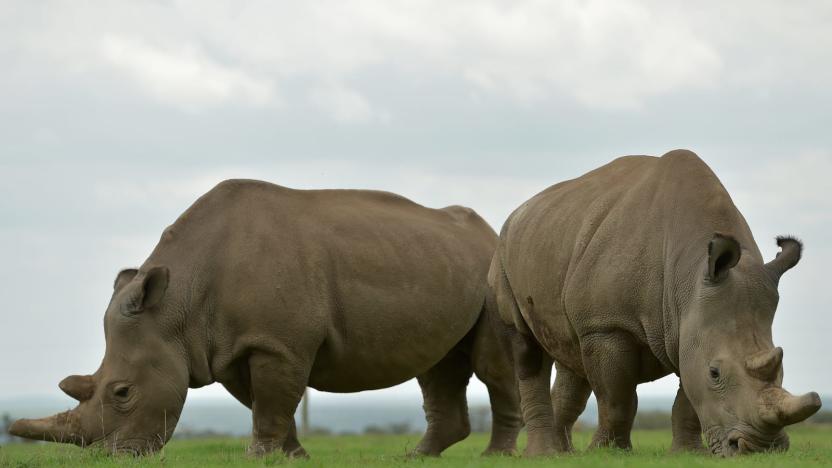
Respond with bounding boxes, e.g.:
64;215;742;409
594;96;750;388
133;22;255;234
247;351;309;457
551;362;592;452
670;384;705;453
581;332;639;450
282;419;309;458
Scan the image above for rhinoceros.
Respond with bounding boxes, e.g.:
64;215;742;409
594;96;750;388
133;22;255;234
11;179;522;457
489;150;821;456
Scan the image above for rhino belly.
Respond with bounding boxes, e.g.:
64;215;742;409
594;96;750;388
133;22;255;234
306;296;481;392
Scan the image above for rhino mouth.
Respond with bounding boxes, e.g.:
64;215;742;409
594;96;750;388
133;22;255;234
707;426;788;456
90;436;164;456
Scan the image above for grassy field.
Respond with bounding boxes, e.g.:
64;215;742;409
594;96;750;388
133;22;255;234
1;427;830;467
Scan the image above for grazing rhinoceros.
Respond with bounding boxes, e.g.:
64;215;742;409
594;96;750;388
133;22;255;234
489;150;821;457
11;180;522;457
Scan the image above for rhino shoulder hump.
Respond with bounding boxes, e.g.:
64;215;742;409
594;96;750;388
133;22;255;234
440;205;486;224
660;148;702;163
210;178;289;196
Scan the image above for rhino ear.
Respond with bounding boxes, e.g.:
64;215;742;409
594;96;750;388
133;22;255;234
765;236;802;284
125;266;169;313
114;268;138;292
707;233;741;283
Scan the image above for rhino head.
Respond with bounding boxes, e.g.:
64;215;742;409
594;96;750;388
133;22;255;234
679;234;821;456
10;266;189;454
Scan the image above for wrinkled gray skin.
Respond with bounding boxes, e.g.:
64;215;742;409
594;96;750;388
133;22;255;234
11;180;522;457
489;150;821;457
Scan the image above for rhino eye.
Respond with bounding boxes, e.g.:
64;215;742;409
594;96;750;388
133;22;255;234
113;385;131;399
709;366;721;380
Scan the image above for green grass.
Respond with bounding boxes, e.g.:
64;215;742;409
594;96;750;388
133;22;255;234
1;427;830;467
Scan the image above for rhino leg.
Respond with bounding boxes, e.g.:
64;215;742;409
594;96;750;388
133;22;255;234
247;351;309;457
582;332;639;450
281;420;309;458
470;313;523;456
670;385;705;453
493;264;557;456
222;357;308;458
221;377;253;408
413;347;473;456
511;328;557;456
551;362;592;452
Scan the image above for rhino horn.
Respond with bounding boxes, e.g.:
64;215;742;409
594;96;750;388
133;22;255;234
765;236;802;283
59;374;95;402
759;387;822;427
746;347;783;381
8;410;84;445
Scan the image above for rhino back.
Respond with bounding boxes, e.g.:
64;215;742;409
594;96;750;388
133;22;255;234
499;150;759;375
143;179;497;392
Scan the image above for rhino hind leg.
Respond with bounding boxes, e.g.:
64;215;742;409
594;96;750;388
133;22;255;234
510;328;558;456
470;314;523;455
581;331;639;450
412;347;474;456
670;385;705;453
550;362;592;452
492;259;558;456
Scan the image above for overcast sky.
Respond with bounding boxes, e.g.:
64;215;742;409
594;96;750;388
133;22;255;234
1;1;830;406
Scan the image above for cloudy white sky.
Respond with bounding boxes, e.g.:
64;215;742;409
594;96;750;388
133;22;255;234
1;1;830;407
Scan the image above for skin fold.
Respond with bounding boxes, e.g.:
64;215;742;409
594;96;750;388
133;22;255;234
489;150;821;457
11;180;522;457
